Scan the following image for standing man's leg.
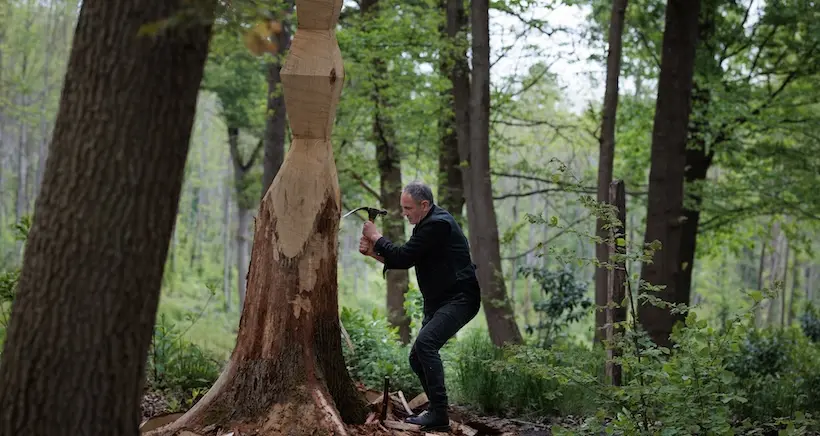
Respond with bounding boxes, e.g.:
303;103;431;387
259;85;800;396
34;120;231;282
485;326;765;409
405;295;479;430
408;316;431;407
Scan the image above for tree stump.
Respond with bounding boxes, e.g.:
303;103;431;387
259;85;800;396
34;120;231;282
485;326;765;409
147;0;367;434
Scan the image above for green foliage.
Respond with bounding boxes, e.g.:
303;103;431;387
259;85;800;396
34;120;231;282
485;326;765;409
202;29;267;130
146;314;223;410
340;306;421;397
519;264;593;347
0;218;31;344
800;303;820;343
448;329;604;418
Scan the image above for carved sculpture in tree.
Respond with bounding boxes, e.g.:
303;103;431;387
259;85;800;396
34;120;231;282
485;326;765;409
147;0;367;434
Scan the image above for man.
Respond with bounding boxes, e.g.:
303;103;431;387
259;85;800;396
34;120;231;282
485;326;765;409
359;181;481;432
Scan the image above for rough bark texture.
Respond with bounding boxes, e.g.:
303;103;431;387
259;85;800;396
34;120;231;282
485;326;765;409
148;142;366;436
0;0;213;434
594;0;628;345
468;0;523;346
638;0;702;347
437;0;469;228
262;0;294;197
361;0;410;343
677;0;719;314
147;1;368;433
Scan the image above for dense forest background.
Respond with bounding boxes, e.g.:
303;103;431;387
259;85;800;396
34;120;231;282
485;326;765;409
1;0;819;433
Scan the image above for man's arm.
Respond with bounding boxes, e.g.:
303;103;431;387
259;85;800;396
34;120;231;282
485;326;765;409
372;221;449;269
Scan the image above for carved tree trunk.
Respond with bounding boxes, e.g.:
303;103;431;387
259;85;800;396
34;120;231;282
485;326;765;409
148;1;367;434
638;0;702;347
0;0;213;434
594;0;627;345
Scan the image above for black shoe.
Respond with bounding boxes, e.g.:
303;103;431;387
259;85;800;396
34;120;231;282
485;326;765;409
404;408;449;432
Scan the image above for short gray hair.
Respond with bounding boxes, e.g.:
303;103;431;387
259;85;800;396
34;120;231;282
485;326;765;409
403;181;434;204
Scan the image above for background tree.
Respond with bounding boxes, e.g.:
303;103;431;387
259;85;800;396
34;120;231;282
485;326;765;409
0;0;214;434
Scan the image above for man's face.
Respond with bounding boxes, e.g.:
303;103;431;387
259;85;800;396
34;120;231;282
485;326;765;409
400;192;430;225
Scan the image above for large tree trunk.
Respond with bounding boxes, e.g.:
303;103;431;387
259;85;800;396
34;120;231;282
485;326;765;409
148;1;367;433
676;0;719;316
638;0;702;347
594;0;628;345
0;0;212;434
360;0;410;343
467;0;523;346
261;0;294;197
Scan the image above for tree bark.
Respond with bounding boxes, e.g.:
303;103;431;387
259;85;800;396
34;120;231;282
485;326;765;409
594;0;628;345
261;0;294;197
147;2;367;433
0;0;213;434
467;0;523;346
361;0;410;343
638;0;702;347
436;0;467;226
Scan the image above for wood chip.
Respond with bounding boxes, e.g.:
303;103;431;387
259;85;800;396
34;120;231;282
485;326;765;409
397;391;413;415
407;393;428;411
460;424;478;436
382;420;421;432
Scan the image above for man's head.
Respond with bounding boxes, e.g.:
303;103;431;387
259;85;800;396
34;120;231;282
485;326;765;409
400;181;434;225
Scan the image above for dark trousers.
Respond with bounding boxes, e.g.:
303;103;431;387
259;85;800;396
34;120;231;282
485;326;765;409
409;291;480;412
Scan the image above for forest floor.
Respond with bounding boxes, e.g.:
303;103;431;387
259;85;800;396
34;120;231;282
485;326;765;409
139;387;568;435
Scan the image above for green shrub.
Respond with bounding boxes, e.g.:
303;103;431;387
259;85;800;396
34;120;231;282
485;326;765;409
448;329;604;418
146;314;223;409
340;306;422;397
800;302;820;343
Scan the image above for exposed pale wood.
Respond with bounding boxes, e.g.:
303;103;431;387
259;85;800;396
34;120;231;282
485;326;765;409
142;0;365;434
140;413;185;433
382;420;421;432
397;391;413;415
407;392;428;411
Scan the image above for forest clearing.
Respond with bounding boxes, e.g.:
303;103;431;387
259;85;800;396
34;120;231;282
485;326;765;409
0;0;819;435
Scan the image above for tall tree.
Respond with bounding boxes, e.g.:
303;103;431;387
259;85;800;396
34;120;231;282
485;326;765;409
204;28;268;310
437;0;469;226
262;1;294;196
467;0;523;346
146;0;367;433
0;0;213;434
360;0;410;343
638;0;702;347
594;0;628;345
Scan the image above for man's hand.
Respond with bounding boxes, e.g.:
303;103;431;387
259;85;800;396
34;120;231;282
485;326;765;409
362;221;383;243
358;236;374;256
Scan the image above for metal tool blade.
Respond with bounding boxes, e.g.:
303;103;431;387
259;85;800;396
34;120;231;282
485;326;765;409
342;207;364;219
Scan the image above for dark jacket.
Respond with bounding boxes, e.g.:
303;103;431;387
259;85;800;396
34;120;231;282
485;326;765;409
373;204;480;315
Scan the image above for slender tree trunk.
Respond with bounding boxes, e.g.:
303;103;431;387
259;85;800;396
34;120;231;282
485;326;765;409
228;129;263;310
361;0;410;343
146;3;367;432
780;238;790;328
0;1;213;434
638;0;702;347
594;0;628;345
262;0;293;197
754;238;766;327
437;0;467;226
467;0;522;346
223;173;233;312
